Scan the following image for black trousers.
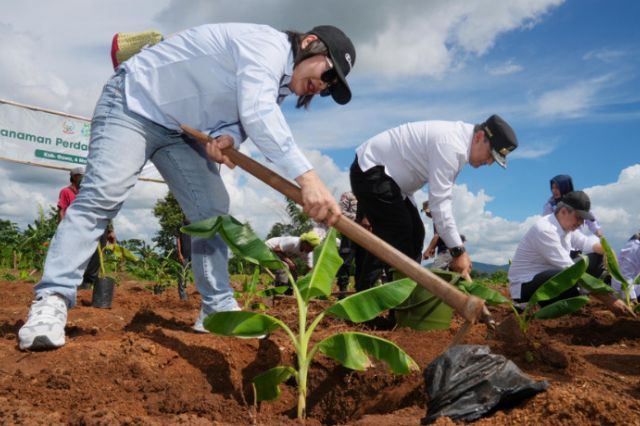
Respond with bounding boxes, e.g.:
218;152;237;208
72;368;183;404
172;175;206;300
336;236;369;292
337;236;355;291
517;252;605;305
350;158;425;292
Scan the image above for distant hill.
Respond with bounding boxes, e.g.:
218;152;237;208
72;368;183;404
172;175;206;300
472;262;509;273
422;261;508;273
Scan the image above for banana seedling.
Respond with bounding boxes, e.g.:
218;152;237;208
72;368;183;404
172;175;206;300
183;216;419;420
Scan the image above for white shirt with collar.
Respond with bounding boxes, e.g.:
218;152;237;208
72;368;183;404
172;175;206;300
508;213;599;299
355;120;473;248
612;237;640;300
266;236;313;268
122;23;311;180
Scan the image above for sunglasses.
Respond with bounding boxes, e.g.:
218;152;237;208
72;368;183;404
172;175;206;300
320;56;339;97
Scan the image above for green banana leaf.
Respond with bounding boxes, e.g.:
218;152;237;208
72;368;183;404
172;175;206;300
104;244;139;262
529;256;587;305
579;273;614;294
298;228;343;302
394;286;453;330
430;268;462;286
252;366;296;402
430;268;509;305
532;295;589;320
326;279;416;323
242;268;261;293
203;311;283;338
600;236;628;287
459;282;510;305
182;215;284;270
317;332;418;374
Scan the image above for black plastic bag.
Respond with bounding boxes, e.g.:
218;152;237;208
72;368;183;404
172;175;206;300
422;345;548;424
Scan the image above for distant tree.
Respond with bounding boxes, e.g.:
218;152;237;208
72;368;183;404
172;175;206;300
267;198;313;239
470;270;488;280
19;205;59;270
0;219;20;246
0;219;21;268
152;192;183;258
489;270;509;285
266;222;290;239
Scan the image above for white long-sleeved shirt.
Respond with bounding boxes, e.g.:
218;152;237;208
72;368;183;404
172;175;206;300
265;236;313;268
122;23;311;180
508;214;599;299
355;121;473;248
611;238;640;300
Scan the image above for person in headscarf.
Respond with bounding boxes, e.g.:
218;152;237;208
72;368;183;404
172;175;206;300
543;175;602;237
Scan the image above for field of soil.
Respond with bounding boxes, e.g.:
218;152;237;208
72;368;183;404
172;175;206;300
1;276;639;425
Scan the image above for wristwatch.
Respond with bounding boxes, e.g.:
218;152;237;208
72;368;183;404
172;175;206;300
449;246;466;257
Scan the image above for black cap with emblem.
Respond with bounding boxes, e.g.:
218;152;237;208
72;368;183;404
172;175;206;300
309;25;356;105
481;114;518;168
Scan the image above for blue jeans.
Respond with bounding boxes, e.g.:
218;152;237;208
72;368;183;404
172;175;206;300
35;70;238;313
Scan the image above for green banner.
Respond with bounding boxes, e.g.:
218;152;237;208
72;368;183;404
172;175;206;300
35;149;87;165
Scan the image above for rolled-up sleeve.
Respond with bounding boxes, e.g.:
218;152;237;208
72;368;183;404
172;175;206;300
571;232;599;254
231;35;312;180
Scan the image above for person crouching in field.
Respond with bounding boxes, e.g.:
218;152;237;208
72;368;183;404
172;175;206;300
508;191;627;315
18;23;356;350
266;232;321;295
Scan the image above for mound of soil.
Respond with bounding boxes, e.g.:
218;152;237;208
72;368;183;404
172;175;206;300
0;277;639;425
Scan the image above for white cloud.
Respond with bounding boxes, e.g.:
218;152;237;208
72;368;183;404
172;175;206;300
359;0;564;77
583;48;627;63
485;60;524;76
0;162;65;227
150;0;564;78
586;164;640;249
0;25;73;112
3;0;637;270
510;144;555;159
534;74;613;119
0;1;170;116
410;183;540;264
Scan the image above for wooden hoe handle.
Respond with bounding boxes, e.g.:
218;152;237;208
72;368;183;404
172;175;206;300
181;125;489;324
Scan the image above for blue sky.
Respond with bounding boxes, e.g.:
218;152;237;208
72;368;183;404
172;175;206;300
283;0;640;221
0;0;639;264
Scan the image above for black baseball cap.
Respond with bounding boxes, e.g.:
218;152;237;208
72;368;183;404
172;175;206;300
309;25;356;105
557;191;595;221
481;114;518;169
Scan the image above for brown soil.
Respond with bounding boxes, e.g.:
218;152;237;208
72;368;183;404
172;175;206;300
1;278;639;425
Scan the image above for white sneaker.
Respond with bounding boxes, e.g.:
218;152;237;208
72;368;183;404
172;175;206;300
192;305;241;333
18;294;68;350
